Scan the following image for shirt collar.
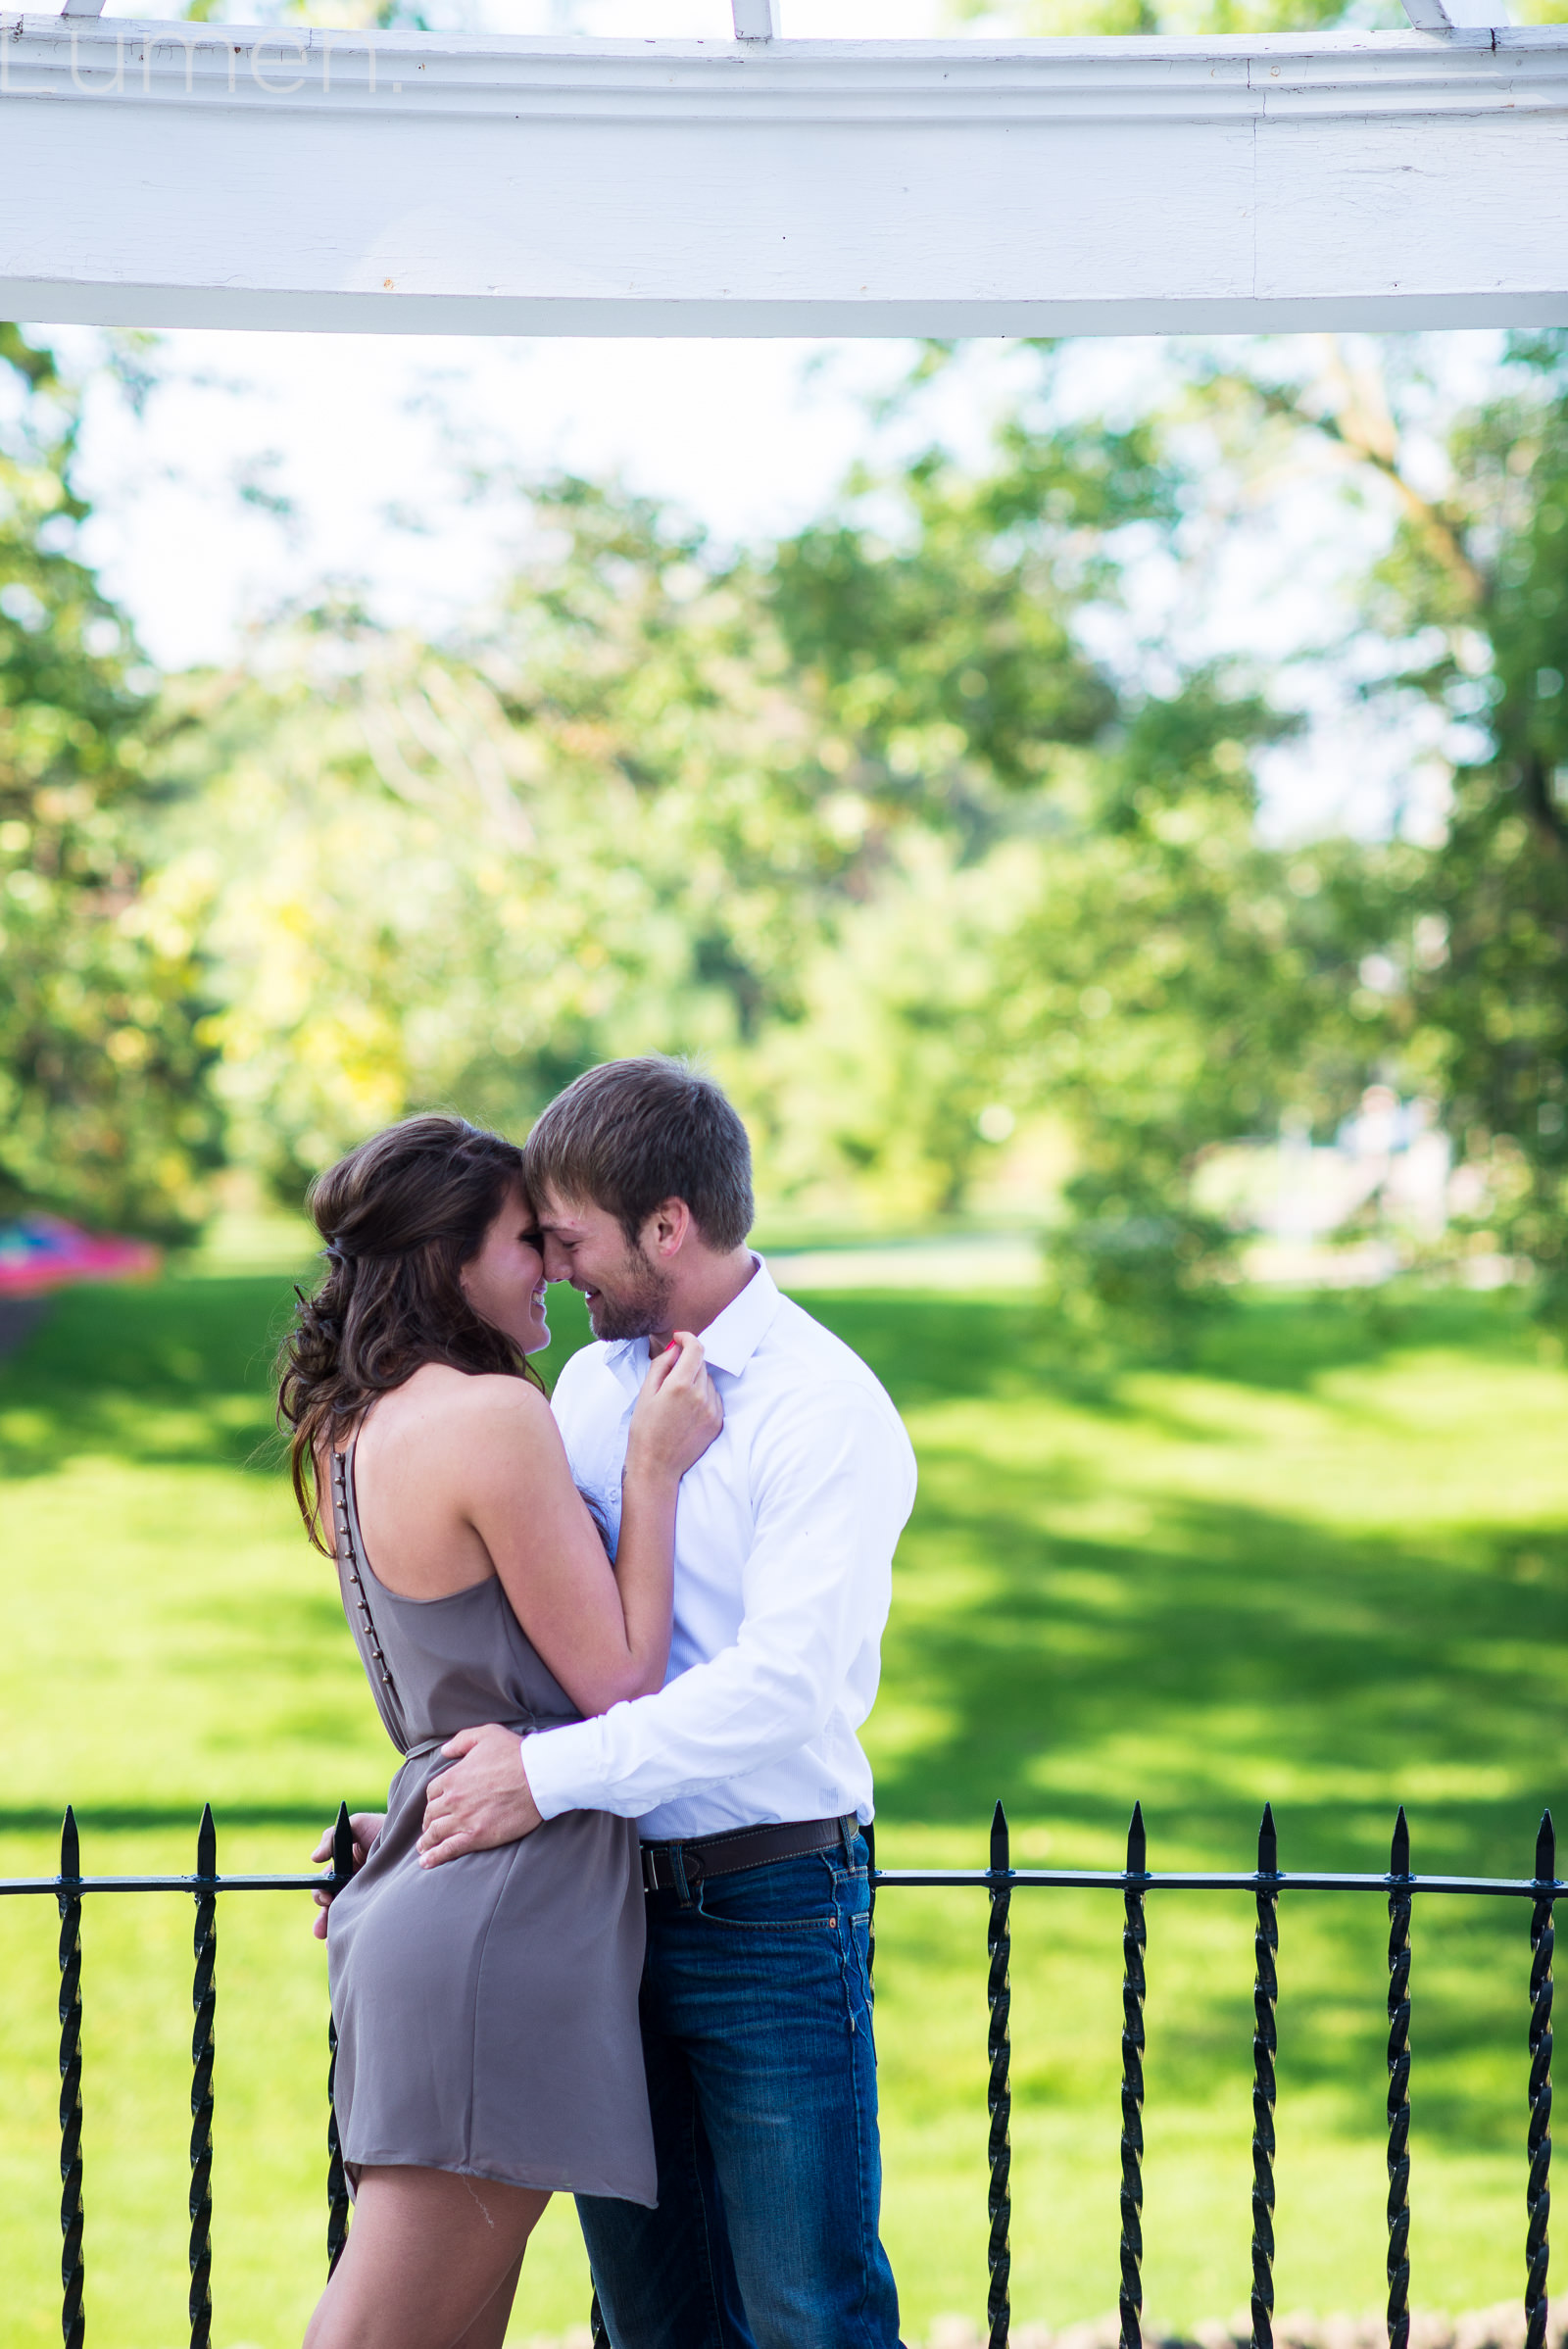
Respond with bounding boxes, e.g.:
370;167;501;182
697;1255;781;1377
599;1254;781;1390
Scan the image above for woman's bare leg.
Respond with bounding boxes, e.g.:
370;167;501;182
303;2168;547;2349
451;2250;525;2349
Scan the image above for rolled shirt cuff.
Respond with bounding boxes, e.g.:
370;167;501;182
520;1717;608;1823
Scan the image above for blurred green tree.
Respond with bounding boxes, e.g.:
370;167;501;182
144;329;1563;1332
943;0;1405;37
162;482;895;1201
1372;336;1568;1311
176;377;1399;1308
941;0;1568;38
0;326;217;1237
761;374;1396;1334
1197;333;1568;1315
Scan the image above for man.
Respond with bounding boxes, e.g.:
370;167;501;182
419;1056;915;2349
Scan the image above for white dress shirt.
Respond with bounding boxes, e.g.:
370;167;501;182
521;1257;917;1840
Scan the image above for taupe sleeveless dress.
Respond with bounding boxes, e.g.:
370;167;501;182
323;1435;657;2206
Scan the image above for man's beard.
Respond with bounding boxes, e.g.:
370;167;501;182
584;1244;675;1343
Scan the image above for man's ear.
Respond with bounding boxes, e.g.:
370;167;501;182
644;1199;692;1260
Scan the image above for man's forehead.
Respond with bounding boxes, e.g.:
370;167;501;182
533;1187;607;1234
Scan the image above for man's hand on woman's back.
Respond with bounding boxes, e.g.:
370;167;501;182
419;1726;543;1866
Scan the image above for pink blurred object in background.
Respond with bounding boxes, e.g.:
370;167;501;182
0;1215;161;1297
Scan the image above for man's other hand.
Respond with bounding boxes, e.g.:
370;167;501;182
419;1724;542;1868
309;1812;385;1941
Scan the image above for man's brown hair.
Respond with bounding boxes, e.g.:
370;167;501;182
524;1057;754;1253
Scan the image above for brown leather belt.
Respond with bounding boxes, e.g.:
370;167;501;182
640;1814;859;1896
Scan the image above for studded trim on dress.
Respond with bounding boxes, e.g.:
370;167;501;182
331;1445;396;1694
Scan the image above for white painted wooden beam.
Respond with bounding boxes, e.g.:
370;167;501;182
0;18;1565;336
1401;0;1511;33
731;0;780;39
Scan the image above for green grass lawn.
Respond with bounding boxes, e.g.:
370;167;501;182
1;1264;1564;2346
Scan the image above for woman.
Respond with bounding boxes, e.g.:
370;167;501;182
276;1113;720;2349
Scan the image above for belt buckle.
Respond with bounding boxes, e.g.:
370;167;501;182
641;1843;662;1895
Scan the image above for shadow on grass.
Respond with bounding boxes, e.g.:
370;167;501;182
0;1275;302;1476
8;1281;1562;1868
871;1491;1557;2135
802;1283;1550;1405
0;1272;607;1478
6;1270;1543;1464
787;1290;1562;2163
872;1483;1564;1861
4;1273;1560;2154
784;1291;1563;1840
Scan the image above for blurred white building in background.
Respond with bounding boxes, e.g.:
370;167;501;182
1205;1088;1475;1289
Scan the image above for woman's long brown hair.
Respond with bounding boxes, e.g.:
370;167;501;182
277;1114;544;1551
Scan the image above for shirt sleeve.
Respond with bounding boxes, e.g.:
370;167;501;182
521;1379;916;1823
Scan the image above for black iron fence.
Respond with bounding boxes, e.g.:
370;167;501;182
0;1801;1556;2349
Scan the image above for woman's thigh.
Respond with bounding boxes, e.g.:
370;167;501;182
304;2166;547;2349
452;2251;526;2349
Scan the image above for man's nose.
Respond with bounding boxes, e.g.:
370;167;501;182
541;1239;570;1281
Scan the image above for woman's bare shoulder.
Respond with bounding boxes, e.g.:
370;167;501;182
395;1364;557;1443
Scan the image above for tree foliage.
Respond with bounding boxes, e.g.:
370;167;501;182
1188;334;1568;1312
752;385;1399;1334
6;322;1562;1334
1365;336;1568;1306
161;484;904;1199
0;326;217;1235
155;365;1414;1319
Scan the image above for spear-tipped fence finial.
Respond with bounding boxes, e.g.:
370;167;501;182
991;1798;1010;1881
1392;1805;1410;1881
331;1803;354;1892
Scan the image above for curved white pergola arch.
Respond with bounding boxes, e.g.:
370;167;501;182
0;0;1564;336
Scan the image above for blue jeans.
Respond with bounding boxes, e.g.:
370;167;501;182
576;1829;904;2349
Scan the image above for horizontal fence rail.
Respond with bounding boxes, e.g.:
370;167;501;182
0;1802;1556;2349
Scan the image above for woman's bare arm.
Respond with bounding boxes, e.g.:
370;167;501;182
463;1334;718;1718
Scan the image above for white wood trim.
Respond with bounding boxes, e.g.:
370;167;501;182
1400;0;1512;32
2;18;1565;336
731;0;780;39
